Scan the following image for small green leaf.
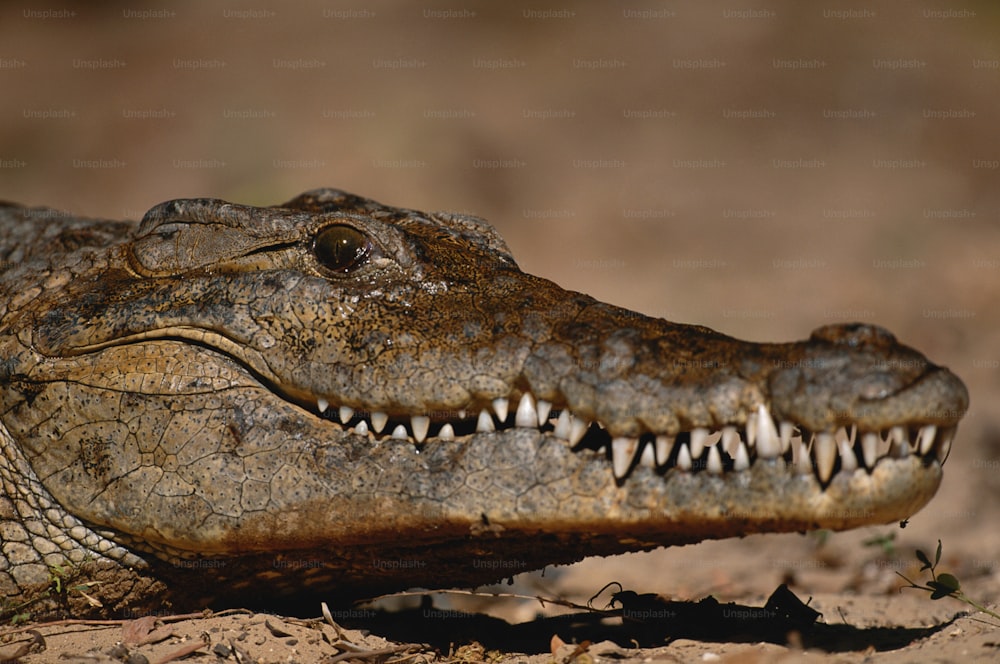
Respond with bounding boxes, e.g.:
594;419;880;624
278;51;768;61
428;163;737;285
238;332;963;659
927;582;945;597
916;549;932;570
936;573;961;592
928;580;959;600
935;539;943;566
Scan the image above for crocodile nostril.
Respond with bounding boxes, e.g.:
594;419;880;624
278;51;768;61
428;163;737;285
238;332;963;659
809;323;897;349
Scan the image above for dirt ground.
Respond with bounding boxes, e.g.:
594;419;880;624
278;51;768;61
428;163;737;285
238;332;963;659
2;1;1000;661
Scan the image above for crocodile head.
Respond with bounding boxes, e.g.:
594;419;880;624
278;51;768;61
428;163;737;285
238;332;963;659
0;188;968;606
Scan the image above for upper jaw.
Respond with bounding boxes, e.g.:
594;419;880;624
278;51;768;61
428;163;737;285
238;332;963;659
307;328;966;487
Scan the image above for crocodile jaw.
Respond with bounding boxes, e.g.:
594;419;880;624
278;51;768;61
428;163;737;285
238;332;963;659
0;188;968;602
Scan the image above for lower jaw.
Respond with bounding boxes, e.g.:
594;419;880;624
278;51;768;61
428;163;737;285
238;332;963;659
146;454;941;607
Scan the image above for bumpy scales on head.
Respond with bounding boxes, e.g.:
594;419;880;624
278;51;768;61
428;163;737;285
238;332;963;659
0;189;968;615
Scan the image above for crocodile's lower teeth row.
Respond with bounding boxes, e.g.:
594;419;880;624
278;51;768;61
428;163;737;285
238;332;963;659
315;394;954;483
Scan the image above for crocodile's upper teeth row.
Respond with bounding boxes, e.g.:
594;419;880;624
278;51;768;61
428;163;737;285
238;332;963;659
314;393;953;484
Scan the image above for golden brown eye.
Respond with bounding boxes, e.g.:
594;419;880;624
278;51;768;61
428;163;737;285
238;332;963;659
312;224;371;273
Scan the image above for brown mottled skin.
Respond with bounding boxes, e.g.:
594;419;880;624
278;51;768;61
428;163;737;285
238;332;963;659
0;189;968;618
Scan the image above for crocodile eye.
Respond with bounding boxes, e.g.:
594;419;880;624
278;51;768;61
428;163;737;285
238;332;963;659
312;224;371;273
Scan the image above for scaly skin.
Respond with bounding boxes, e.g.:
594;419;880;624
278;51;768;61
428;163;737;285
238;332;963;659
0;189;968;617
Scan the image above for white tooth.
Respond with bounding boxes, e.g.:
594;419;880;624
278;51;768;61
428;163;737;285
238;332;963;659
677;443;692;471
790;434;803;465
339;406;354;424
745;410;757;447
536;399;552;424
458;409;466;419
861;431;879;469
640;442;656;468
492;397;509;423
553;410;572;440
390;424;408;440
476;409;495;433
795;439;812;475
655;435;675;466
689;427;709;459
568;416;589;446
317;398;329;414
706;445;723;474
839;439;858;472
733;441;750;471
756;404;780;459
371;411;389;434
918;425;937;455
612;437;638;479
779;421;794;454
410;416;430;443
515;393;539;428
438;423;455;441
721;426;740;457
889;426;909;458
354;420;369;436
814;432;837;483
936;426;955;463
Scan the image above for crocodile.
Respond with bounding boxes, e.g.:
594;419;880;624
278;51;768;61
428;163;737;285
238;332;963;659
0;188;968;617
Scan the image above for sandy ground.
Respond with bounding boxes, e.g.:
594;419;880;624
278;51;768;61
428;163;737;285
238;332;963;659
1;1;999;661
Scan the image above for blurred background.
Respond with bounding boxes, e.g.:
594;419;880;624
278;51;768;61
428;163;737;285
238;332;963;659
2;0;998;617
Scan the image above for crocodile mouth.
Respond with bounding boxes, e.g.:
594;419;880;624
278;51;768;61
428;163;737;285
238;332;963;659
311;391;956;486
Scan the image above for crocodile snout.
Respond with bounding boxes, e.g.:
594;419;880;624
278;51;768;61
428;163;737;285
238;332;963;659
810;323;898;349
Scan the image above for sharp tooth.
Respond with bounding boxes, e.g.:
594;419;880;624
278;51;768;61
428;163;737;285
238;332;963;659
733;441;750;471
492;397;509;423
612;437;638;479
476;409;495;433
790;434;803;465
918;424;937;455
745;410;757;447
354;420;369;436
568;416;589;446
779;421;794;454
861;431;879;469
639;442;656;468
536;399;552;423
689;427;709;459
317;398;329;414
795;439;812;475
515;393;539;428
339;406;354;424
889;426;909;458
390;424;408;440
677;443;692;471
438;423;455;441
553;410;572;440
936;426;956;463
410;416;430;443
839;439;858;472
655;435;675;466
371;411;389;434
721;426;740;456
756;404;780;459
706;445;723;474
814;432;837;482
